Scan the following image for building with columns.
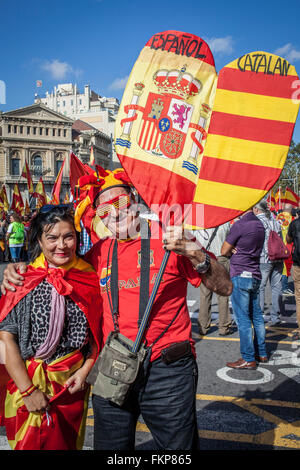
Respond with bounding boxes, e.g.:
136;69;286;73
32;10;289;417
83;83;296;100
0;103;111;204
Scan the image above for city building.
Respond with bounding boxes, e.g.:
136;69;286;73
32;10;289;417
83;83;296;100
0;103;112;204
72;119;111;167
35;83;120;166
0;103;74;202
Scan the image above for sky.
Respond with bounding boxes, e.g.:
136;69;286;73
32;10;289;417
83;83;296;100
1;0;300;141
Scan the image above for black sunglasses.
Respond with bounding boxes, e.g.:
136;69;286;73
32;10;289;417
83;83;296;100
39;204;73;214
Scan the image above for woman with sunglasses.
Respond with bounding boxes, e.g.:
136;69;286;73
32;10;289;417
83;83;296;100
0;205;102;450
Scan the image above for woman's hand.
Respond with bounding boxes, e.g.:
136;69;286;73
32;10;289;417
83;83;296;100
22;389;50;413
65;368;89;394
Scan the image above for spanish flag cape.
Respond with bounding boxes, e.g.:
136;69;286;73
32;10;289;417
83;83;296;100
0;253;102;450
0;253;102;345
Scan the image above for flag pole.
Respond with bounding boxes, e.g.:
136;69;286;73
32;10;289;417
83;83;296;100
131;250;170;353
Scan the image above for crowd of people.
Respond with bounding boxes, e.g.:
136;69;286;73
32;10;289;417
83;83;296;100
0;210;93;264
0;169;299;451
196;200;300;368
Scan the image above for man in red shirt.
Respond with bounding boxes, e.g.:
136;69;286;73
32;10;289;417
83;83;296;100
1;168;232;451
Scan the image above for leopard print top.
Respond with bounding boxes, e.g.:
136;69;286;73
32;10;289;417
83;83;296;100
0;279;90;363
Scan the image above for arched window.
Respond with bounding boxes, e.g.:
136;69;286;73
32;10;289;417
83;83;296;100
11;151;20;176
55;153;64;176
32;154;43;176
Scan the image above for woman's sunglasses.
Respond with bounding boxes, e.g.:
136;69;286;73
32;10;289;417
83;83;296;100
39;204;74;214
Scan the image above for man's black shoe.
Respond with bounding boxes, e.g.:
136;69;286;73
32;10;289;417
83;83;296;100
219;328;234;336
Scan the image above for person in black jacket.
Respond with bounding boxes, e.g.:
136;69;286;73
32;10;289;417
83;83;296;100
286;217;300;340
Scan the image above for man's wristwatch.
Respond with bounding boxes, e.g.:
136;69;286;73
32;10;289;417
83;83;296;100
194;251;211;274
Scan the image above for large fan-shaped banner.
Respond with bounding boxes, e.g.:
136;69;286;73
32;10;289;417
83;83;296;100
186;51;300;228
115;30;217;221
115;32;300;229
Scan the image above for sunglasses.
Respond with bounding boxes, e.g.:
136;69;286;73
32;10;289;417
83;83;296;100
96;194;131;219
39;204;73;214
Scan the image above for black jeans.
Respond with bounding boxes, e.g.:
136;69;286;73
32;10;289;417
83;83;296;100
92;354;199;450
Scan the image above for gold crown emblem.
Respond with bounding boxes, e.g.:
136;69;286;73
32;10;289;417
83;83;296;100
153;66;202;100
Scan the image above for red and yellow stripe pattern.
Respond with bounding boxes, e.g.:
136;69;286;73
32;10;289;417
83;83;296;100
188;52;300;228
3;350;89;450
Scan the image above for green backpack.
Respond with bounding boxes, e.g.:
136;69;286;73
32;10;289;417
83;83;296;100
12;222;25;243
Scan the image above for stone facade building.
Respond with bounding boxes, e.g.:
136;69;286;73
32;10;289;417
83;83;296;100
72;119;111;167
0;103;111;204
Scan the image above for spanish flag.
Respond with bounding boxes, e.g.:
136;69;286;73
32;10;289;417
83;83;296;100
10;183;24;215
115;30;217;226
275;187;284;211
33;177;47;208
266;190;276;210
0;185;9;212
21;160;34;195
283;186;299;207
51;158;66;204
0;253;102;450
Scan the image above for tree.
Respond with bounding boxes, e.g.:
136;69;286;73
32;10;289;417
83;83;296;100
274;140;300;194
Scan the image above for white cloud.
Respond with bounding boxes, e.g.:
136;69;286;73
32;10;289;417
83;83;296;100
40;59;82;80
205;36;234;55
109;75;129;91
274;43;300;62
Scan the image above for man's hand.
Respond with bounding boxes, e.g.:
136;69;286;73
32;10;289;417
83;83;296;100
163;226;203;258
1;263;27;295
163;225;232;297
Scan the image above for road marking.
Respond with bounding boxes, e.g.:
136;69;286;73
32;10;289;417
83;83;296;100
136;394;300;449
278;368;300;383
0;435;10;450
217;366;274;384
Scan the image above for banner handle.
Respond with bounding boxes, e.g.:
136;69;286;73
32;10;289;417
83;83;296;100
131;250;170;353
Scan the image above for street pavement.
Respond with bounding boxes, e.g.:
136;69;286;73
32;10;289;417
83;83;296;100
1;261;300;450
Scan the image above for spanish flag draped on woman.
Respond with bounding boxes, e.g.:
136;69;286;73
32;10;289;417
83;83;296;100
0;205;102;450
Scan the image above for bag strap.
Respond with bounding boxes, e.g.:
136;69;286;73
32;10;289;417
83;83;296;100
138;220;151;327
107;219;151;332
206;226;219;251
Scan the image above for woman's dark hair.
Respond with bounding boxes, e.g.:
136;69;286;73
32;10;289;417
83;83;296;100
10;211;22;223
28;205;80;262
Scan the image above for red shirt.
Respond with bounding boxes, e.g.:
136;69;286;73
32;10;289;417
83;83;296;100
85;234;202;361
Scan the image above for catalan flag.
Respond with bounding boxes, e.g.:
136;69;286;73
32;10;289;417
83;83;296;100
33;177;47;208
21;160;34;195
63;191;70;203
10;183;24;215
0;185;9;211
24;199;31;216
187;51;299;228
282;186;300;207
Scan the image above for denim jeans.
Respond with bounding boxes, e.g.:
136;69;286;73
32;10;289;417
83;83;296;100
231;275;267;362
9;246;22;261
259;262;282;323
282;274;289;291
92;355;199;450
